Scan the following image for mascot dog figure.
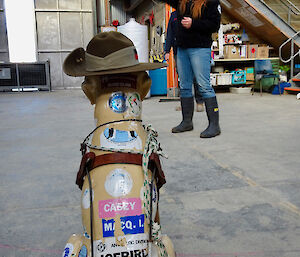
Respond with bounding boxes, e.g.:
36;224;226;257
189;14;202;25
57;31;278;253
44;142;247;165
62;32;175;257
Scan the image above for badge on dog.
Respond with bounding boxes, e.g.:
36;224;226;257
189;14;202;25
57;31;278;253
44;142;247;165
109;92;127;113
105;169;133;197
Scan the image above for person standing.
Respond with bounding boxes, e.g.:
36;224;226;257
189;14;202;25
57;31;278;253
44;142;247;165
164;10;205;112
161;0;221;138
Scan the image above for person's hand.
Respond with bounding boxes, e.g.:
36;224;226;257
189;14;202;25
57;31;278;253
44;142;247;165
165;53;170;61
181;17;192;29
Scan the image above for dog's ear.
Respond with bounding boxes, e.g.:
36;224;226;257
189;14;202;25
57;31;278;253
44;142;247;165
136;71;151;100
81;76;101;105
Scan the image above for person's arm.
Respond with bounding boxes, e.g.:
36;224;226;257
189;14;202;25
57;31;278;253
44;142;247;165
158;0;178;9
165;14;175;54
190;0;221;33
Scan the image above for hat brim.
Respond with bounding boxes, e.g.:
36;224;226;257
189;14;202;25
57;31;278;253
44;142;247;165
63;47;167;77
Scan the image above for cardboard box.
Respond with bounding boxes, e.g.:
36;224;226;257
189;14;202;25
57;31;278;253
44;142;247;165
224;45;240;59
248;44;258;58
257;45;269;58
245;67;255;81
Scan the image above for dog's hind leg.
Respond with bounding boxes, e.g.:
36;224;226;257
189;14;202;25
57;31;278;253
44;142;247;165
62;234;89;257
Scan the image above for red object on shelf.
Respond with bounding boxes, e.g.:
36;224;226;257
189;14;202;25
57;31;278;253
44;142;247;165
149;11;154;25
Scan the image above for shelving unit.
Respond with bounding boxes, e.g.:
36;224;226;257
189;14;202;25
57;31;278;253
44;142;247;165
212;57;280;87
214;57;279;62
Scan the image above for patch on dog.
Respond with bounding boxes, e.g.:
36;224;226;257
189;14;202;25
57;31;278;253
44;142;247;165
99;198;142;218
93;234;149;254
78;245;87;257
127;92;141;117
100;128;142;151
105;169;133;197
102;214;145;237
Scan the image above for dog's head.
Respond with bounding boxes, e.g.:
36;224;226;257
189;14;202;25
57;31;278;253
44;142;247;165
82;71;151;152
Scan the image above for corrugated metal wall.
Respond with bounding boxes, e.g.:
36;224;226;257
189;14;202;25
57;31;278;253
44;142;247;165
0;0;9;62
35;0;95;89
111;0;127;25
98;0;127;27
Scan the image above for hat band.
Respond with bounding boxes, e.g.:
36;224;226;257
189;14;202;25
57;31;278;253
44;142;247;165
85;46;139;72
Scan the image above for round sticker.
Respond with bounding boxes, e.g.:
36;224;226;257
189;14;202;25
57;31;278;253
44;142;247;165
82;188;94;209
127;92;141;117
109;92;127;113
105;169;133;197
62;243;74;257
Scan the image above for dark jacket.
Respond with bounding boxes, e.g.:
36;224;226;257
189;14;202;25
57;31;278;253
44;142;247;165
162;0;221;48
165;11;178;55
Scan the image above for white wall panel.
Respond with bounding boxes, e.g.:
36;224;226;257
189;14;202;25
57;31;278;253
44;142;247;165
35;0;94;89
35;0;57;9
59;0;81;10
60;12;82;49
36;12;60;50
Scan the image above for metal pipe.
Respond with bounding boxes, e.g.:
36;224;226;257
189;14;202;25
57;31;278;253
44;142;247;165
288;8;291;25
279;31;300;63
95;0;100;33
291;38;294;78
15;63;21;92
104;0;110;26
279;0;300;15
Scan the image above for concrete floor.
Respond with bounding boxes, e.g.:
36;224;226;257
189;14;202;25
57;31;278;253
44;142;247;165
0;90;300;257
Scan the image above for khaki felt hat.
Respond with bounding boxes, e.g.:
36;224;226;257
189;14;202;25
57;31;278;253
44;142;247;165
63;31;167;77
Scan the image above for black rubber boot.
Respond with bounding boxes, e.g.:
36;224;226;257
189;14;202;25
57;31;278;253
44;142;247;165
172;97;194;133
200;96;221;138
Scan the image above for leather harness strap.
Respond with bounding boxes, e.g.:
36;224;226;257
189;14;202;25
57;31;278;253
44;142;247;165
76;152;166;190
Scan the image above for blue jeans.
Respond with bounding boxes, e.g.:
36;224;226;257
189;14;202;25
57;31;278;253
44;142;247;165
177;47;215;99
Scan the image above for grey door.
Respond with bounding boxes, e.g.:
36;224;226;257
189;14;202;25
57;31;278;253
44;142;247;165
0;0;9;62
35;0;95;89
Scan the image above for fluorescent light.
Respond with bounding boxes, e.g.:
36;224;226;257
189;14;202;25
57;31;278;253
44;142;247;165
23;88;39;91
12;88;39;92
5;0;37;62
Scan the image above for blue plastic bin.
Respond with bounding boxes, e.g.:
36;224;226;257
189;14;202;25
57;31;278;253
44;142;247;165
232;70;246;85
272;82;291;95
149;68;167;96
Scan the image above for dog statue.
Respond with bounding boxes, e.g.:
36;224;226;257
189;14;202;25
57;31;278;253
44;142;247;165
62;31;175;257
